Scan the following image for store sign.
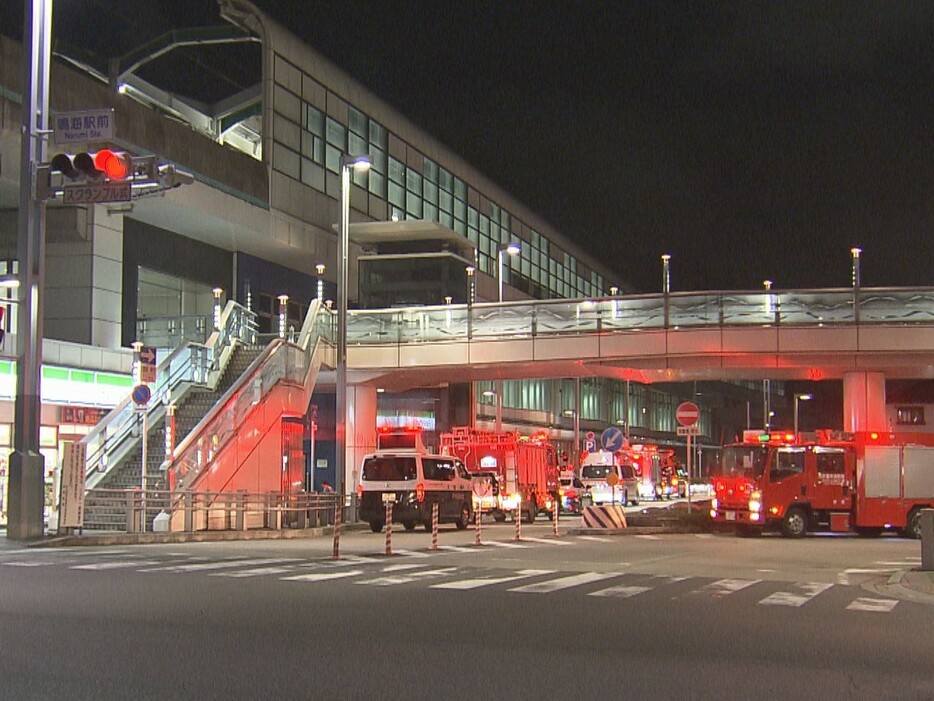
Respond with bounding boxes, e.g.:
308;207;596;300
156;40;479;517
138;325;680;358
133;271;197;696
59;442;87;529
61;406;106;425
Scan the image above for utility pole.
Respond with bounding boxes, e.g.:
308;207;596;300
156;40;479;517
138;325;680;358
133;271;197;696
9;0;53;539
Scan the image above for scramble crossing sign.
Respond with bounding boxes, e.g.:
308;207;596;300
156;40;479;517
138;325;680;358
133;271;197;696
676;401;700;426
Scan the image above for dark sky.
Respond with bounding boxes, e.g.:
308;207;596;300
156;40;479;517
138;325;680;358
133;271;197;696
5;1;934;293
256;1;934;293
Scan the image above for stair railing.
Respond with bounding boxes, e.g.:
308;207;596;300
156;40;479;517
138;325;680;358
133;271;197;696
82;301;257;490
168;299;331;492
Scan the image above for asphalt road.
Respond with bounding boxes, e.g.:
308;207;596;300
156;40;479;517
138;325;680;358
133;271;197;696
2;521;932;701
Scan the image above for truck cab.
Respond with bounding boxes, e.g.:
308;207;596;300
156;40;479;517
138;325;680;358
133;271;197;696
710;432;854;537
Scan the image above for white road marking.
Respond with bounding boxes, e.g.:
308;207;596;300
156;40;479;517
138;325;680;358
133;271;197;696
635;535;660;540
759;582;833;607
282;569;363;582
356;567;458;586
382;563;426;572
71;560;161;570
519;536;573;546
576;535;612;543
483;540;528;549
212;566;298;578
1;561;57;567
702;578;761;595
389;549;430;558
432;569;555;590
847;597;898;613
139;558;299;573
437;545;480;553
590;585;652;598
509;571;621;594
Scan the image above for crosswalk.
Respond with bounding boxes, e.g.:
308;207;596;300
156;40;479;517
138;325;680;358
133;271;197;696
0;547;908;615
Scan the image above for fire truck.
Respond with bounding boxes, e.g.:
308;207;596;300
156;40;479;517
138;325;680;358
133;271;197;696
710;429;934;538
439;427;559;523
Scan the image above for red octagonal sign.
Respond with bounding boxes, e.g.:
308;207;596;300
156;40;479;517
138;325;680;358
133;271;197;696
676;401;700;426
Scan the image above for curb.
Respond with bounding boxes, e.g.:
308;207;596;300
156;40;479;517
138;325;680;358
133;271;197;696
23;523;372;548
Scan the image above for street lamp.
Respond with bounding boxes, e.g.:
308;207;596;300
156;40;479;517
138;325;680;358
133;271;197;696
336;153;371;499
316;263;326;302
497;241;521;303
794;393;813;436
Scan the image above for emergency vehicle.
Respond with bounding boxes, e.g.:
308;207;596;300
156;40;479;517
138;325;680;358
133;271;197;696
579;450;640;506
710;429;934;538
439;426;559;523
358;427;473;533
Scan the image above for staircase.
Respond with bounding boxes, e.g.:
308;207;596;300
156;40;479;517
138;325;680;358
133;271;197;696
83;343;266;530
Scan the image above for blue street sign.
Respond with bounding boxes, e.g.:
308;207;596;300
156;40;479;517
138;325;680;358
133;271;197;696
131;384;151;406
601;426;625;452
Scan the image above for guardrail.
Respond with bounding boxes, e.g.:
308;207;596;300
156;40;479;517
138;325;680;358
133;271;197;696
82;488;351;534
341;287;934;344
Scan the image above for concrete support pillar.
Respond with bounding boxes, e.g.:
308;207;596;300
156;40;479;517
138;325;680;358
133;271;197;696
345;384;378;496
842;371;887;433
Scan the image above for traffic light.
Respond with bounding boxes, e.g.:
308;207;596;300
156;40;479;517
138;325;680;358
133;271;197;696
50;149;133;182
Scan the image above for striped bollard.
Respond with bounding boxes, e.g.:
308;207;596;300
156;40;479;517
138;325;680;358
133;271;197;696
331;496;342;560
474;505;482;546
514;504;522;542
385;502;394;556
428;502;439;551
552;497;559;537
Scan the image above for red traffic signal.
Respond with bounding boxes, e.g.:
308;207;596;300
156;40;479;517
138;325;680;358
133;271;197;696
50;150;132;182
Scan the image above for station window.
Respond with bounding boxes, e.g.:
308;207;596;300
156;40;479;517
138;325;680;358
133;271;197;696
896;406;925;425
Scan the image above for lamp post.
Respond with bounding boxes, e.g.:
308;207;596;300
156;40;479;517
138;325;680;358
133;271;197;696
661;254;671;328
212;287;223;330
277;294;288;339
336;154;371;500
497;241;521;303
316;263;326;302
851;247;862;324
793;393;813;436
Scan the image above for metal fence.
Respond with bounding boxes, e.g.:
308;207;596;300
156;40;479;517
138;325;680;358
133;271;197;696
80;489;350;534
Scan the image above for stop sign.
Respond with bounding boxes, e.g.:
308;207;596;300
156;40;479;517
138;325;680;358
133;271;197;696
676;401;700;426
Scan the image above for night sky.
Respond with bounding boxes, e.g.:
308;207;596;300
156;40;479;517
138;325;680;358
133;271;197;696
5;1;934;293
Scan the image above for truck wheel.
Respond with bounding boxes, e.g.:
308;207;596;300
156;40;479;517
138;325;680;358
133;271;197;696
455;504;470;530
523;500;538;523
403;521;416;532
493;512;506;523
369;521;384;533
781;508;808;538
905;508;926;540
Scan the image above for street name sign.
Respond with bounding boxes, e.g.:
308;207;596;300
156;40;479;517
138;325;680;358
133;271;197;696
53;109;115;145
63;181;131;205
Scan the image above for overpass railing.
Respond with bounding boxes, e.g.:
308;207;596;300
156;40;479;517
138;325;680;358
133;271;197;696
343;287;934;344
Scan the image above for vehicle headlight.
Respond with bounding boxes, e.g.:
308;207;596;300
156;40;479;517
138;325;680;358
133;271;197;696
711;497;718;510
748;490;762;513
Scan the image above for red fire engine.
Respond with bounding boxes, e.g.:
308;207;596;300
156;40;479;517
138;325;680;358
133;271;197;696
710;429;934;538
439;427;559;523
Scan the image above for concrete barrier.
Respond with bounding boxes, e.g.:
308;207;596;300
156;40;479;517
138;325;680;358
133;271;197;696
582;504;627;529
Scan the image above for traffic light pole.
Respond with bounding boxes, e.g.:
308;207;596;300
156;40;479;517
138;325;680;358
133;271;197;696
9;0;53;539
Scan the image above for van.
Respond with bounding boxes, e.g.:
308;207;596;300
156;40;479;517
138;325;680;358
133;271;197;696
358;450;474;533
580;450;640;506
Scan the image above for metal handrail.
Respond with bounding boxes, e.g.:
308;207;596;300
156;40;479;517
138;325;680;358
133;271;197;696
82;301;257;490
166;299;327;492
82;487;345;533
341;286;934;345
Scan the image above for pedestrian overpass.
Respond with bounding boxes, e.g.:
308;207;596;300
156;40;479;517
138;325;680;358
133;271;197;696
82;286;933;506
341;287;934;388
